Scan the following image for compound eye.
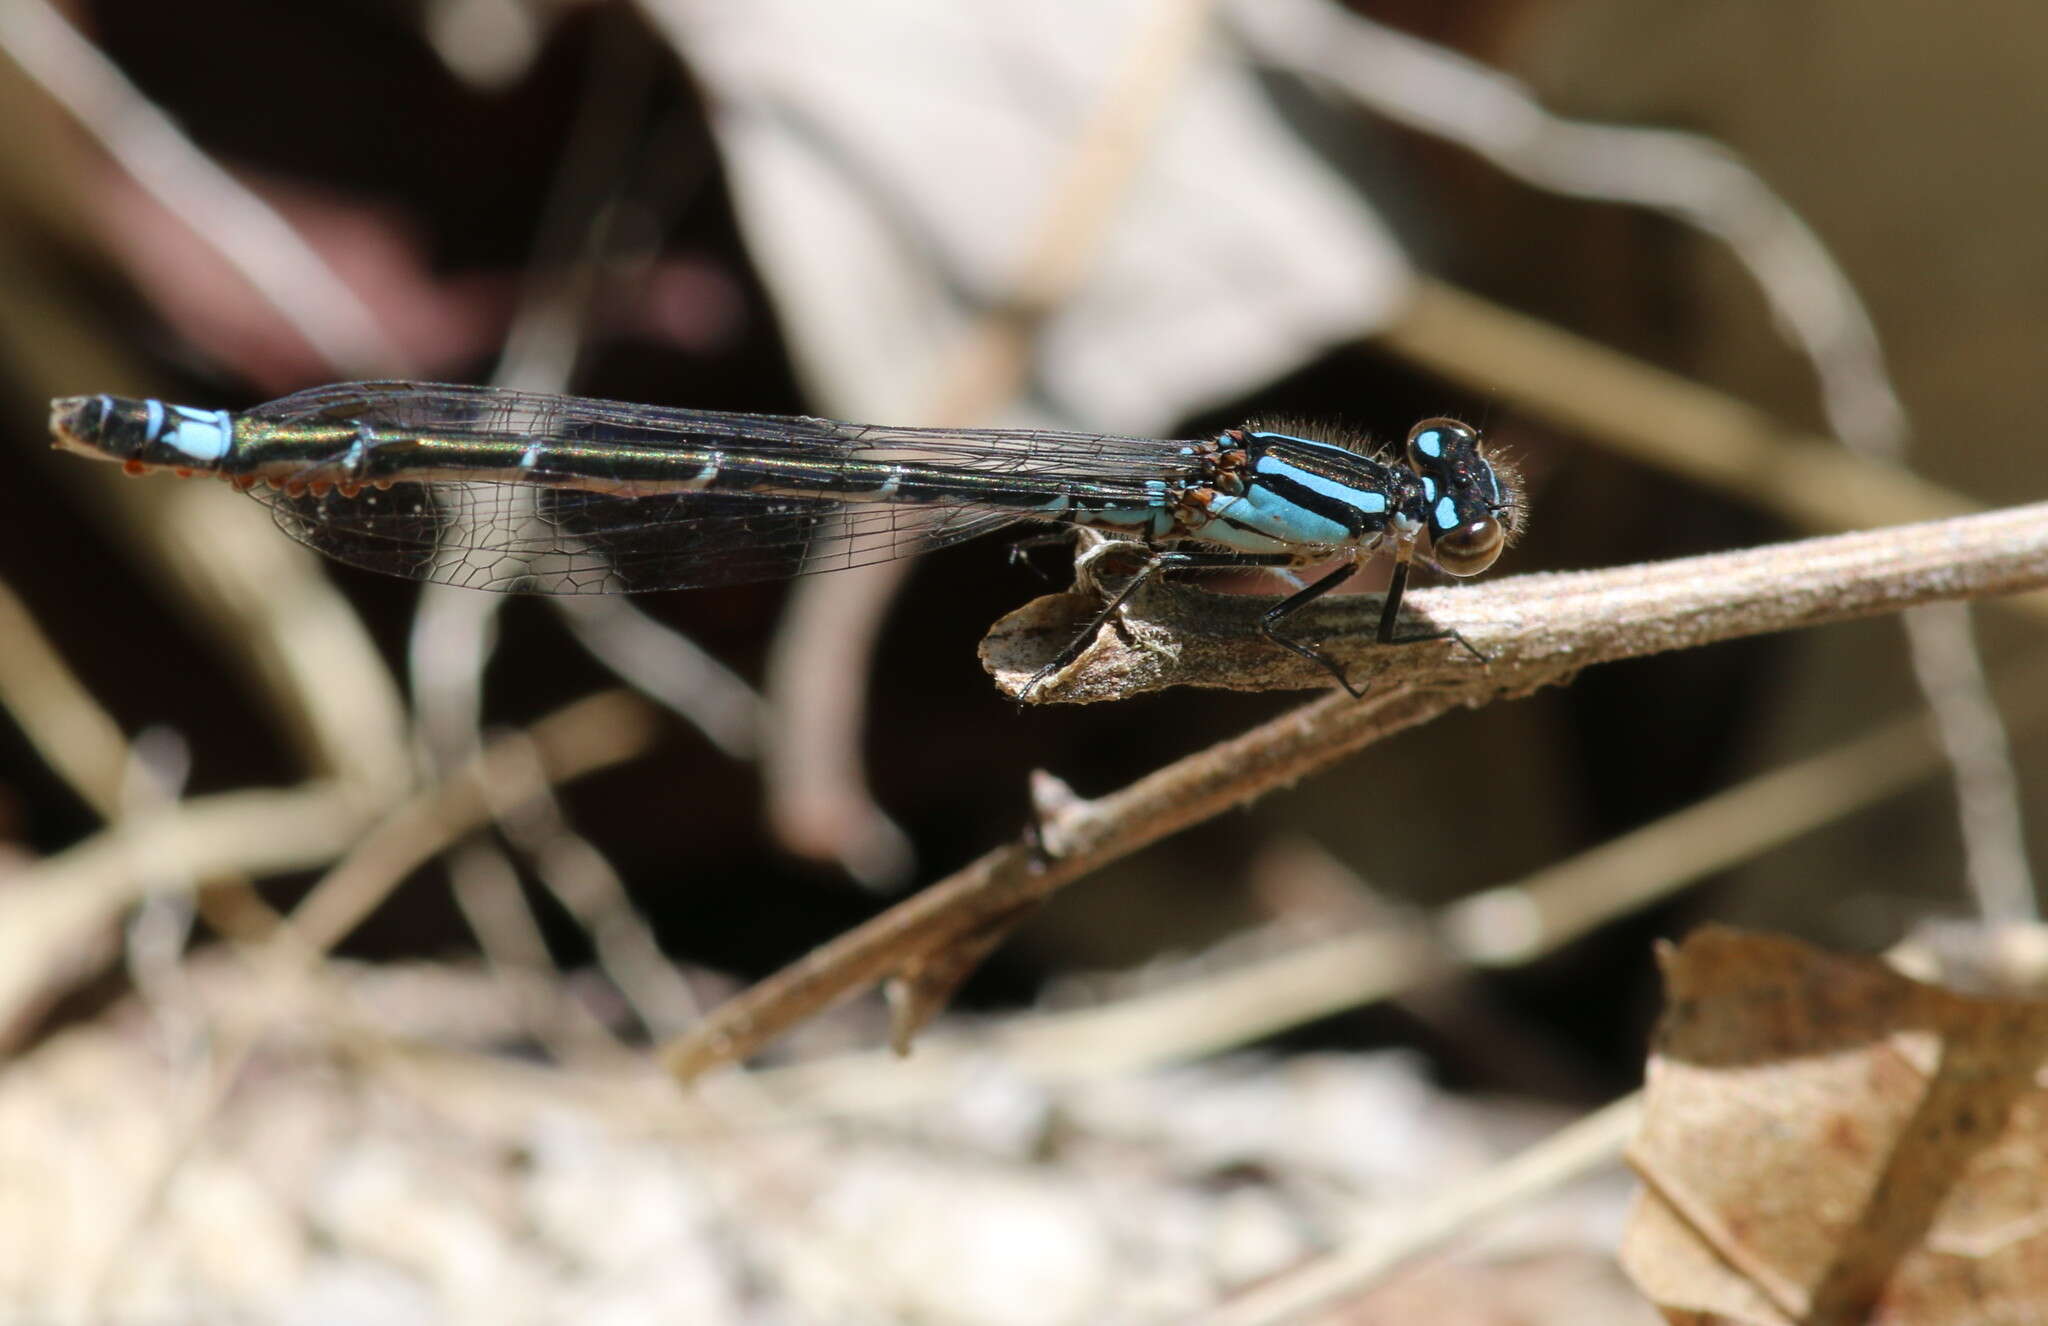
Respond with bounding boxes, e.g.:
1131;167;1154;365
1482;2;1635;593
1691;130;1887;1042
1405;418;1478;472
1431;515;1504;576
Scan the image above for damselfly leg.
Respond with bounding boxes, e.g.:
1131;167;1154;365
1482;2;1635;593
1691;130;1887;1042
1005;528;1084;584
1022;546;1486;700
1259;559;1365;696
1373;558;1488;663
1022;549;1297;697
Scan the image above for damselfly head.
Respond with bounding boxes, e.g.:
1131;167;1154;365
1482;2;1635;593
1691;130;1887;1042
1403;418;1521;577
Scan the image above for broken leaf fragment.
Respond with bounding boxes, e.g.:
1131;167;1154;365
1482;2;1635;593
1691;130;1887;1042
1623;925;2048;1325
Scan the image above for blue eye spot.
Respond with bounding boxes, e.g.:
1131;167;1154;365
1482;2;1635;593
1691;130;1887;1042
1413;429;1443;459
1434;496;1458;530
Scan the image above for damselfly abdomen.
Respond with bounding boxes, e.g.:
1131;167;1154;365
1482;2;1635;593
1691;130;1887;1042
49;382;1522;694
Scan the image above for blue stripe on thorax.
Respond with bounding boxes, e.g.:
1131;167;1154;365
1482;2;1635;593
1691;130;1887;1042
1251;451;1389;517
1203;481;1359;553
1188;432;1397;552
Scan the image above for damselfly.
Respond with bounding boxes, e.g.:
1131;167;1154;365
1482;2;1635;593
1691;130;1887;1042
48;383;1521;694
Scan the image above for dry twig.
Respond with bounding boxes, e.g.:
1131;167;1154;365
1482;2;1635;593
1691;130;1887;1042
985;500;2048;702
735;636;2048;1116
661;500;2048;1080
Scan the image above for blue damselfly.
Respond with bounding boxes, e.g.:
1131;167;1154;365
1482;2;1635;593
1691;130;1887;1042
49;383;1522;694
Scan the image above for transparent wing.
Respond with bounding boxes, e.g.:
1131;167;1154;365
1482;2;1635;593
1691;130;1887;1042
243;382;1195;594
253;484;1040;593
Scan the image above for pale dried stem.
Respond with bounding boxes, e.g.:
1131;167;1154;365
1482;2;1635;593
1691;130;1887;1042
446;839;629;1060
1384;281;1973;533
0;0;403;374
285;690;660;954
0;577;133;818
477;731;708;1040
1196;1092;1645;1326
761;0;1218;884
0;690;658;1050
0;784;366;1045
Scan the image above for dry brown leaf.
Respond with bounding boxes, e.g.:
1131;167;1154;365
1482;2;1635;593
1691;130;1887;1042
1622;926;2048;1325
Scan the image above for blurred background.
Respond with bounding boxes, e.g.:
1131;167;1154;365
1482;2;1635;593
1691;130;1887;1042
1;0;2043;1319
